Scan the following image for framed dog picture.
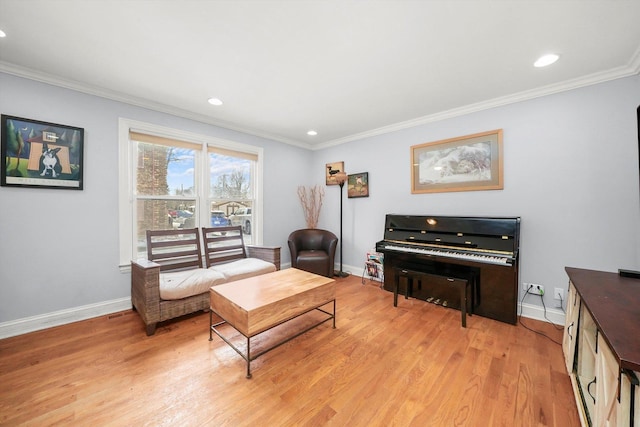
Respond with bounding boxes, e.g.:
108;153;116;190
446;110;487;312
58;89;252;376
347;172;369;198
1;115;84;190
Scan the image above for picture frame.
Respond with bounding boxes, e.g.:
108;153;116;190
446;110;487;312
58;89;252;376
347;172;369;198
411;129;503;194
325;161;345;185
1;115;84;190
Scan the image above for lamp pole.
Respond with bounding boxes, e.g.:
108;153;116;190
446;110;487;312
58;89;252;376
335;172;349;278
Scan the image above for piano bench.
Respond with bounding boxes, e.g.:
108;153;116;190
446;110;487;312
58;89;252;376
392;268;472;327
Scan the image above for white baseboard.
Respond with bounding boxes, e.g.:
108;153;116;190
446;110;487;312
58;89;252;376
1;265;565;340
518;301;565;325
0;297;132;340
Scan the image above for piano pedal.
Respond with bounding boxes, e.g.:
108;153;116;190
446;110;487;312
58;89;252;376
426;297;434;303
442;301;448;307
434;298;441;305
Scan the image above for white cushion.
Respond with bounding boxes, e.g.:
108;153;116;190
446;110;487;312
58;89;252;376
159;268;226;300
209;258;276;283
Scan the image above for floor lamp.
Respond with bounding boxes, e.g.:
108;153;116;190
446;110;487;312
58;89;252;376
334;171;349;277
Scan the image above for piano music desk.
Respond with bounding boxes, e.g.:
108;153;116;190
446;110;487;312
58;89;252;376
393;268;472;327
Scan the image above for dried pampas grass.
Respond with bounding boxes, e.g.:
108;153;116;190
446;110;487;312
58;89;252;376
297;185;325;228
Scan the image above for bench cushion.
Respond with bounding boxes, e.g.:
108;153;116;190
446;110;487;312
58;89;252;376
209;258;277;283
160;268;226;300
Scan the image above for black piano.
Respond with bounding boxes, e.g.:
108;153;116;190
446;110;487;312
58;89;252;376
376;214;520;325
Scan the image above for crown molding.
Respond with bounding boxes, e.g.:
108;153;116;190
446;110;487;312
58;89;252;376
313;59;640;150
2;58;637;153
628;45;640;75
0;61;312;150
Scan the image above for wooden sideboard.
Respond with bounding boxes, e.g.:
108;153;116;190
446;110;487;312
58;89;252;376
563;267;640;427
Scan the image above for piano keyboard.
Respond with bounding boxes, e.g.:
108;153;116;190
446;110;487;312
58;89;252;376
382;244;511;266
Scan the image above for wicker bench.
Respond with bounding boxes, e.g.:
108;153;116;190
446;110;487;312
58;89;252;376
131;226;280;335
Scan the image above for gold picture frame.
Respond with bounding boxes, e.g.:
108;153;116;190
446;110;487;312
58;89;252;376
411;129;503;194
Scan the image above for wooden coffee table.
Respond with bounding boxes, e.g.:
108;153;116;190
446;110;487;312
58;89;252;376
209;268;336;378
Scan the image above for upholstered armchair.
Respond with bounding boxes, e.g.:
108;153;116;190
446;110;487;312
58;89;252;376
287;229;338;277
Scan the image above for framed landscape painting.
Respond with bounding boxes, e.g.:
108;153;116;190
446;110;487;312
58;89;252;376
411;129;503;194
1;115;84;190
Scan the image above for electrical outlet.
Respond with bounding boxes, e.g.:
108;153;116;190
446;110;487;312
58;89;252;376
554;287;565;301
523;282;545;296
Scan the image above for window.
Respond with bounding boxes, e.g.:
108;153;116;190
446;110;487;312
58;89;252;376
208;147;256;236
118;119;263;269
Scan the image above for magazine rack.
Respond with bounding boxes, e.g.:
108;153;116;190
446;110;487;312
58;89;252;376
361;250;384;287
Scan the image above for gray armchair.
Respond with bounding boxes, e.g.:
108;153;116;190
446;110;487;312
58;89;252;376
287;229;338;277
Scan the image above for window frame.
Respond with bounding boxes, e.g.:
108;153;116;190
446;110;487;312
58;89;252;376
118;118;264;270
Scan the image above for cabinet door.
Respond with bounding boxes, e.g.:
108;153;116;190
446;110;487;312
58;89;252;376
594;335;619;426
618;370;640;427
576;304;598;421
634;371;640;427
562;281;581;373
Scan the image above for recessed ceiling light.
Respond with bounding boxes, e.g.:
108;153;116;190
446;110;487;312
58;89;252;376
0;30;6;38
534;54;559;68
307;130;318;136
207;97;223;106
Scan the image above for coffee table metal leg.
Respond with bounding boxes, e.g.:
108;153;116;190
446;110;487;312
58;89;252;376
246;337;252;379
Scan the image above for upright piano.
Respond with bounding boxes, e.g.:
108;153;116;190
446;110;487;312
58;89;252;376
376;214;520;324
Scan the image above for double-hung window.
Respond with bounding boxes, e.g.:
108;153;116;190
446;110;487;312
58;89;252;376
118;119;262;268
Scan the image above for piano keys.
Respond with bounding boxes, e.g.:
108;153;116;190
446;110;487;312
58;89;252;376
380;243;511;266
376;214;520;324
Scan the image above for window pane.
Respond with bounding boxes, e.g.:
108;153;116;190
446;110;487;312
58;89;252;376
209;152;253;199
136;142;196;196
209;151;254;243
135;199;196;259
227;204;252;235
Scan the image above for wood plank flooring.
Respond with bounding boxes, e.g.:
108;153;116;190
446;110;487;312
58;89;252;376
0;275;580;426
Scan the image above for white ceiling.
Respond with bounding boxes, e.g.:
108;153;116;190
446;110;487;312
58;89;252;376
1;0;639;149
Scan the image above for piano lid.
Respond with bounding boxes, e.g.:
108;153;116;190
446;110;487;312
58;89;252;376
383;214;520;254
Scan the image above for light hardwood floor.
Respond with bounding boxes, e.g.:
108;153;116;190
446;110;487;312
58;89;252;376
0;275;579;426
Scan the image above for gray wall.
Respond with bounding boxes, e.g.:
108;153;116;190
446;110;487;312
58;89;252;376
315;74;640;310
1;71;639;328
0;72;311;323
